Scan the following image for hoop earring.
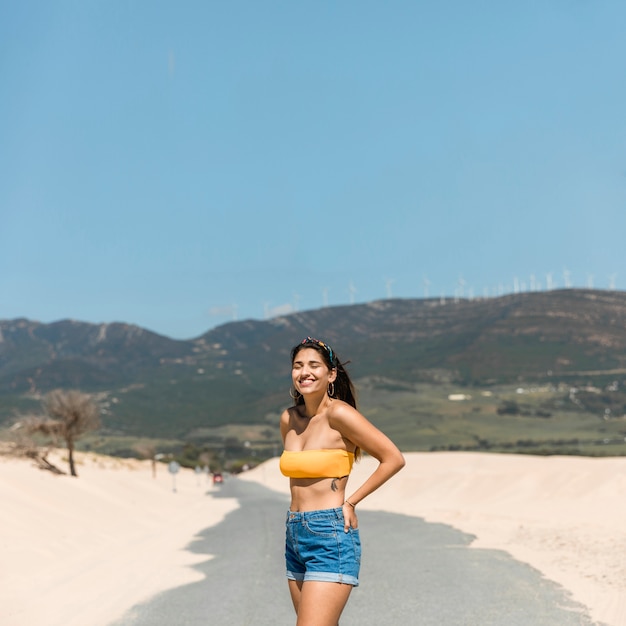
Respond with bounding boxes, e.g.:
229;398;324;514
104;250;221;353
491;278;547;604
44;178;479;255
289;387;301;400
327;382;335;397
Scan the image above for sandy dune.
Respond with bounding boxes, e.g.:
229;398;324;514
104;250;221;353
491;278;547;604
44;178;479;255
0;450;238;626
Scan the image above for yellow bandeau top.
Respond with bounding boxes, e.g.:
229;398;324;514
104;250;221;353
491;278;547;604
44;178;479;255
279;449;355;479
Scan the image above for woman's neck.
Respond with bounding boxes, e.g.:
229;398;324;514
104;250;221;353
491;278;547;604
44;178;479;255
301;393;329;418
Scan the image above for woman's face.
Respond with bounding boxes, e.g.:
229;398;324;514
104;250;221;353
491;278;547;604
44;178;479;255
291;347;336;397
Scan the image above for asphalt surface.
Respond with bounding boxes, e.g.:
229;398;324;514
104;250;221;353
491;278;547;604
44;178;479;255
112;477;603;626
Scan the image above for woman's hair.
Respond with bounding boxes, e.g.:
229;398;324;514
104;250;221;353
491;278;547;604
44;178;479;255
290;337;360;459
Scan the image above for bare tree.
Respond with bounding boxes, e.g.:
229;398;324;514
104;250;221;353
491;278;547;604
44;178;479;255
25;389;101;477
133;442;158;478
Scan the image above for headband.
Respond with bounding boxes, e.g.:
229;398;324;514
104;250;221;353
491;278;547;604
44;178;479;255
300;336;336;366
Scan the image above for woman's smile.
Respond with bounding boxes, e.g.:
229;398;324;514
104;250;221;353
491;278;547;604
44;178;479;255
296;375;321;393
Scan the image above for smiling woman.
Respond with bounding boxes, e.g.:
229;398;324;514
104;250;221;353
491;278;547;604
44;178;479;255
279;336;405;626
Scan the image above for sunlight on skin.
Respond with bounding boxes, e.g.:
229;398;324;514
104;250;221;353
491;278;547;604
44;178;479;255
289;580;353;626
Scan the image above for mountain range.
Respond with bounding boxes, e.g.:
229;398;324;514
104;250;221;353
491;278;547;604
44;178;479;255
2;289;626;456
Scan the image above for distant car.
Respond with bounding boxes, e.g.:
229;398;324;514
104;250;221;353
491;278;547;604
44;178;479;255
212;472;223;484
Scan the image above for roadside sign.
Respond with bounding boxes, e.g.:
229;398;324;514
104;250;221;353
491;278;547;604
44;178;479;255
168;461;180;492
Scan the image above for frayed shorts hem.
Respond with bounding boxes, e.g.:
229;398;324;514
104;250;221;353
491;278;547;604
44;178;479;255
286;569;359;587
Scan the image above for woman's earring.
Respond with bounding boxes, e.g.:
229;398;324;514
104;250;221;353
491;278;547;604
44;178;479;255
327;382;335;397
289;387;301;400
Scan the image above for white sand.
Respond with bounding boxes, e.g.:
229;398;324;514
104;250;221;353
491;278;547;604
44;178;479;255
2;450;625;626
0;450;238;626
240;452;626;626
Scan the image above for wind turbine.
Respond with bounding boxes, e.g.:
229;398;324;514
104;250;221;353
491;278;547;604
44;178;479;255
586;273;594;289
546;272;554;291
455;276;466;302
423;276;431;299
385;278;395;299
563;268;572;289
609;273;617;291
348;281;357;304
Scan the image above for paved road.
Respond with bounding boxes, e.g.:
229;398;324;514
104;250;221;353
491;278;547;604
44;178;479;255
113;478;602;626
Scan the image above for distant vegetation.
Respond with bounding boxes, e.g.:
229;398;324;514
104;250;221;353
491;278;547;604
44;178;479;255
1;289;626;466
11;389;101;476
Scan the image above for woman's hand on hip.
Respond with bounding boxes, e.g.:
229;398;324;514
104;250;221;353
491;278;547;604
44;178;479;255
342;502;358;532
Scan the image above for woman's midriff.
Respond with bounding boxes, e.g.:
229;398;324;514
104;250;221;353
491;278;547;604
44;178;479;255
289;476;349;512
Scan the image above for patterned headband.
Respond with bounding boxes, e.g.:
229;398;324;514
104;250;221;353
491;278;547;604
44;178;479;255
300;336;336;365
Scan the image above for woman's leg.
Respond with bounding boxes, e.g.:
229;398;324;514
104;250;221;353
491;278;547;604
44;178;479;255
293;581;353;626
288;579;303;615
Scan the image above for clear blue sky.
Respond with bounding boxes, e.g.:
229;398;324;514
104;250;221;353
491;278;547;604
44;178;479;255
2;1;625;339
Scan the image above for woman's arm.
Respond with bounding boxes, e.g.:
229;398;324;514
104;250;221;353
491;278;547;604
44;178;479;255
329;402;405;530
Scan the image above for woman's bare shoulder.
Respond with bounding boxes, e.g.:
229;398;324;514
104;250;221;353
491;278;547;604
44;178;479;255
280;408;293;442
280;407;293;425
281;406;302;427
326;399;363;424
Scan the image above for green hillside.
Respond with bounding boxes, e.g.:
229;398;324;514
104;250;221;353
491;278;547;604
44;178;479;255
2;289;626;464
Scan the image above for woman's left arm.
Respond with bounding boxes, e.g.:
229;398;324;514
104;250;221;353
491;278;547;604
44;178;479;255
329;403;405;530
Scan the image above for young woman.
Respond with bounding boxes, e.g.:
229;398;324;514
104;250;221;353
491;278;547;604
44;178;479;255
280;337;405;626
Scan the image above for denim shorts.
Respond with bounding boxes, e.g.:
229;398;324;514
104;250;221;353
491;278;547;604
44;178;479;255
285;507;361;586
